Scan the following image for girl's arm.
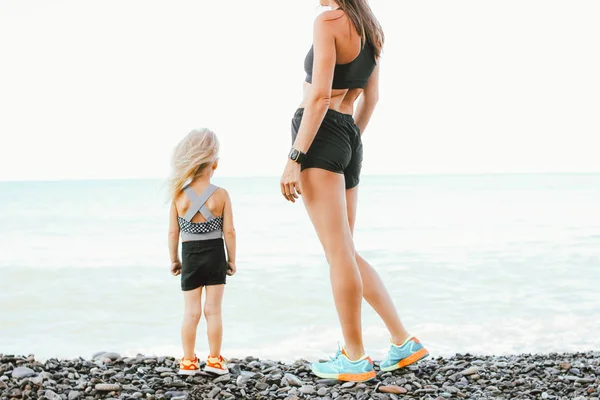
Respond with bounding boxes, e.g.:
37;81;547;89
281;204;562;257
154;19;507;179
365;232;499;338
353;61;380;134
222;190;236;275
168;202;181;275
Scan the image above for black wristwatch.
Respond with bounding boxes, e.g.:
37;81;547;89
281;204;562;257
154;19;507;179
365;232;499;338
289;148;307;164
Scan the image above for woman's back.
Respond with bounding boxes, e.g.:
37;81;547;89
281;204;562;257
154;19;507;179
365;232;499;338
300;9;379;115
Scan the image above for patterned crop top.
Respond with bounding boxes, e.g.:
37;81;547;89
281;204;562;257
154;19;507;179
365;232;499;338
178;184;223;241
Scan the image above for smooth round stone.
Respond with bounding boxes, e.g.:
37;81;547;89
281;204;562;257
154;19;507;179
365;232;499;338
236;374;251;386
460;367;479;376
11;367;37;379
67;390;82;400
284;373;303;387
299;385;315;394
341;381;356;388
207;387;220;399
44;390;61;400
317;387;329;396
379;385;408;394
213;374;231;383
317;379;339;386
95;383;121;391
29;375;44;386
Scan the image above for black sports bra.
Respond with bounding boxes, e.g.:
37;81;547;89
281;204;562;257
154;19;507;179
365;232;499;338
304;41;376;89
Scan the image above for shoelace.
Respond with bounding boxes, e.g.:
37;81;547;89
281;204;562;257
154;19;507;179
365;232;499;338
328;344;344;362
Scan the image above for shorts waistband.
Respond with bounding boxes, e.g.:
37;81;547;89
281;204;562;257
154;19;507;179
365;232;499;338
182;238;224;249
294;108;354;124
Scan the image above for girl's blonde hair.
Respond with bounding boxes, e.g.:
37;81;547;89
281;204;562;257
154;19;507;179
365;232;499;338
168;128;220;199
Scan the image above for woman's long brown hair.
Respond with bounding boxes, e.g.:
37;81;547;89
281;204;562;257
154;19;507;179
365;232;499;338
335;0;384;58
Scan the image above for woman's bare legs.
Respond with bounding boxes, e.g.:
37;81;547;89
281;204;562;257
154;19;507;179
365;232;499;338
204;284;225;358
346;186;410;345
301;168;365;361
181;287;203;360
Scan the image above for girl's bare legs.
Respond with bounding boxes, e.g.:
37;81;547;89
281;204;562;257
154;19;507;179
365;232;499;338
204;284;225;357
301;168;365;361
181;287;203;359
345;186;410;344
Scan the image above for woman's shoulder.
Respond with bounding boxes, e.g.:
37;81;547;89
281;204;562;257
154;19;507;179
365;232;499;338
315;9;347;29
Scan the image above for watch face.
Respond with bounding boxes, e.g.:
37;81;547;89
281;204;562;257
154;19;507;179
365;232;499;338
290;149;298;159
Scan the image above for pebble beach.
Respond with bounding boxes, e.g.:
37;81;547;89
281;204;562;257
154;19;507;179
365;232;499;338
1;351;599;400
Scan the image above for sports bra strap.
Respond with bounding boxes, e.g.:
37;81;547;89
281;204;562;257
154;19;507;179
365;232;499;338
183;184;219;221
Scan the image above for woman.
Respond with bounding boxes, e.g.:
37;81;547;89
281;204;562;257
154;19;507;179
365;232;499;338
280;0;428;382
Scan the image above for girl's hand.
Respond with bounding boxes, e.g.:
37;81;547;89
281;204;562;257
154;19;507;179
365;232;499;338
280;160;302;202
170;260;182;276
227;262;237;276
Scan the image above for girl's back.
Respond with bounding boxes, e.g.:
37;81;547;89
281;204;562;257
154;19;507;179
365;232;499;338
174;181;227;225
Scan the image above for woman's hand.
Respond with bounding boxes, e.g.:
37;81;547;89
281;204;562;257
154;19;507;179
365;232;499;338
227;262;237;276
170;259;182;276
280;160;302;202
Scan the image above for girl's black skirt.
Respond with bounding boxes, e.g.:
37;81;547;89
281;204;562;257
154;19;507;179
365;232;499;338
181;238;227;291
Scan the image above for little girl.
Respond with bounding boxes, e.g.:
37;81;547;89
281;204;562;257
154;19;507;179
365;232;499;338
167;128;236;376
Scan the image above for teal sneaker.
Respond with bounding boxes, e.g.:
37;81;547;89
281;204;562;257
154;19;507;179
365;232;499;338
311;346;376;382
379;336;429;372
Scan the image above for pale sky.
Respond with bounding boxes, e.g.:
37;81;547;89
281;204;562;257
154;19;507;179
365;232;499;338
1;0;599;181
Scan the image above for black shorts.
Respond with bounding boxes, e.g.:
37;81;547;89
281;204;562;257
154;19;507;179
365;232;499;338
291;108;363;189
181;238;227;291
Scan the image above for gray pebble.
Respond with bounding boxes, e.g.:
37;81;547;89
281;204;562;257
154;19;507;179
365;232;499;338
284;373;303;387
207;386;220;398
317;379;339;386
318;387;329;396
11;366;37;379
460;366;479;376
67;390;81;400
95;383;121;391
342;381;356;388
213;373;231;383
44;389;62;400
299;385;316;394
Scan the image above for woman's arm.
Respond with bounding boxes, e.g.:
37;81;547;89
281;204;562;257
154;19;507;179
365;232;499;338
168;202;181;275
353;61;380;134
222;190;236;275
292;13;337;153
281;12;337;201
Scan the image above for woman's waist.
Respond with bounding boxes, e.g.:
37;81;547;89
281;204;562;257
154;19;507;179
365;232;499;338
300;83;361;114
293;107;355;125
